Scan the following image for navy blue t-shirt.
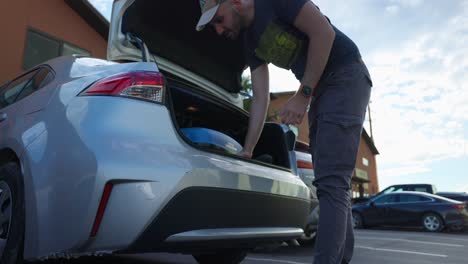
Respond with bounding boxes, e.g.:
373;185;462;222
243;0;360;82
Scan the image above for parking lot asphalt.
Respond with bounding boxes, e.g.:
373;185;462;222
41;228;468;264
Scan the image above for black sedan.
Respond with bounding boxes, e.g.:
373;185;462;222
352;191;468;232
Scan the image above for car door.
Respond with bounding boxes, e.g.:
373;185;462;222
392;194;433;226
363;194;399;226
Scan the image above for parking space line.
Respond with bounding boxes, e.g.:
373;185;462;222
246;257;309;264
357;236;464;247
355;245;448;258
355;230;468;242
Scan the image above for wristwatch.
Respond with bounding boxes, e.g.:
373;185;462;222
300;84;314;98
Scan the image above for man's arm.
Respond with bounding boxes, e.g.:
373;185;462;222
297;2;335;90
280;2;335;125
239;64;270;158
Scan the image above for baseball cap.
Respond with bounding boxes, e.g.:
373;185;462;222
196;0;225;31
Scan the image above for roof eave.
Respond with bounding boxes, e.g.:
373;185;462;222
64;0;110;40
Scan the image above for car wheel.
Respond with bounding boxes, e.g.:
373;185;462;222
352;212;364;229
298;228;316;246
422;213;444;232
0;163;25;264
193;250;247;264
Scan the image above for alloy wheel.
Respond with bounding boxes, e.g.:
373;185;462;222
352;214;361;228
0;181;12;257
424;215;440;231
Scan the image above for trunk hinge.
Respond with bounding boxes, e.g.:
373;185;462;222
125;33;152;63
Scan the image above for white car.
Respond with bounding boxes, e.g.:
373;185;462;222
0;1;310;263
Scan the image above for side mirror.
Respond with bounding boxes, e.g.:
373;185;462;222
370;201;376;207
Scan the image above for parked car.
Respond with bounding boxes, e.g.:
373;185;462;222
0;1;311;263
294;141;319;246
352;191;468;232
353;183;437;204
436;192;468;203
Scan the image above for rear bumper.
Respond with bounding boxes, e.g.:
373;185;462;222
305;199;319;233
445;213;468;228
120;187;309;253
24;96;309;259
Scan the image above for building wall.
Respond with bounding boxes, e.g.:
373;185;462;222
0;0;107;84
269;92;379;195
353;137;379;195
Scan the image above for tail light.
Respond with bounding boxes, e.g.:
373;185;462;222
297;160;314;169
451;204;466;210
81;71;165;104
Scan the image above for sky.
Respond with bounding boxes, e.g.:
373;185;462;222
88;0;468;192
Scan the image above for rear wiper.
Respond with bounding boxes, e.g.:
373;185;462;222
126;33;151;63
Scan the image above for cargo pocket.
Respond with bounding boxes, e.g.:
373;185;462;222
321;113;364;130
313;113;363;180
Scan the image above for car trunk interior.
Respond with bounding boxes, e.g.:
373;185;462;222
165;73;293;170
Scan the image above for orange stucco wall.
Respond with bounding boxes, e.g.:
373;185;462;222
0;0;107;84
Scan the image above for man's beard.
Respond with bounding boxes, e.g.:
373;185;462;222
223;9;243;40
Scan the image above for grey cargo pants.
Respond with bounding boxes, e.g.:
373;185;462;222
309;59;372;264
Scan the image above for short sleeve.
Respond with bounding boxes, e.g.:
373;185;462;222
244;35;266;71
273;0;309;24
246;52;266;71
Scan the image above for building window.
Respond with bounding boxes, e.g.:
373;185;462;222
362;157;369;167
23;29;90;70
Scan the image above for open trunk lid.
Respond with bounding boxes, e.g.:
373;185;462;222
108;0;246;95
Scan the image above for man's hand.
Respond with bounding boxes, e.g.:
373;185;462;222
238;150;253;159
279;93;311;125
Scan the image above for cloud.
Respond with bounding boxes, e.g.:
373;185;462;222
366;1;468;177
457;184;468;193
310;0;468;183
390;0;424;8
385;5;400;15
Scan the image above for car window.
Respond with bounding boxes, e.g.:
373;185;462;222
15;68;54;102
382;187;395;194
374;194;398;204
383;186;404;194
399;194;431;203
414;187;429;192
0;70;38;109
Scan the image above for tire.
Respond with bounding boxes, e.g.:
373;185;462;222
0;162;25;264
298;230;316;246
352;212;364;229
193;250;247;264
422;213;444;232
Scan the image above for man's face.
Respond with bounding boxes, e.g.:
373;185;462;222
210;2;243;40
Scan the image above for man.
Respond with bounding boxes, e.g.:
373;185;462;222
196;0;372;263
